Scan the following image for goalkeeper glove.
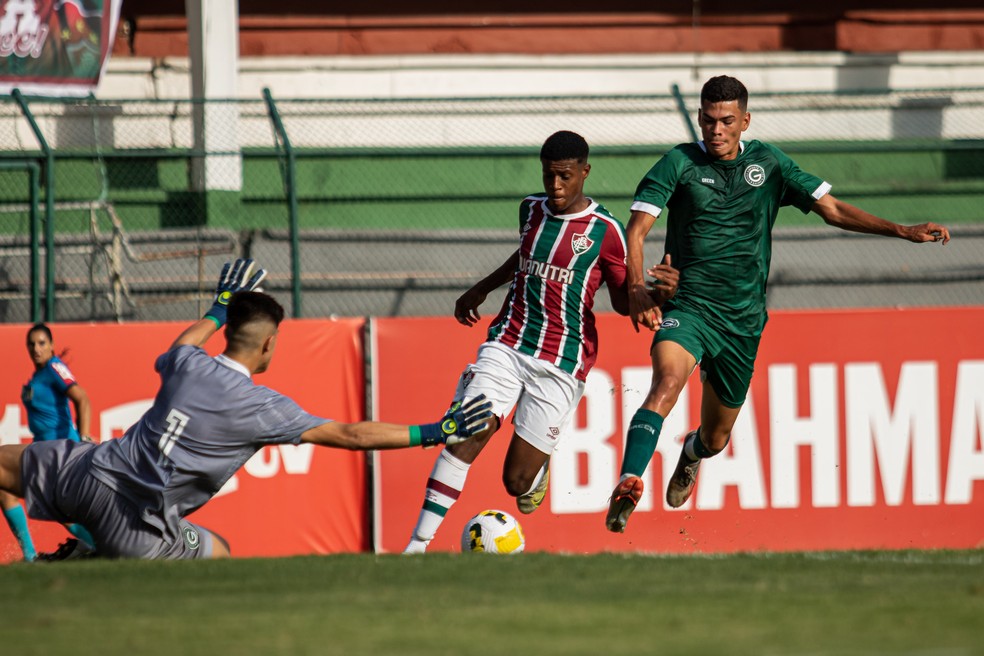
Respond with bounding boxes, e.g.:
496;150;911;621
204;258;268;328
410;394;494;447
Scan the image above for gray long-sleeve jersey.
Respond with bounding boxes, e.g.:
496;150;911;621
89;345;326;542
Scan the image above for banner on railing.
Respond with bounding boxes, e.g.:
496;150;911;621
0;0;122;96
0;318;367;563
4;309;981;562
373;309;984;554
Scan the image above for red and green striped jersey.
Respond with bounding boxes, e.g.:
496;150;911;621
487;194;628;381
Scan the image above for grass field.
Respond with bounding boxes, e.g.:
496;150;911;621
2;550;982;655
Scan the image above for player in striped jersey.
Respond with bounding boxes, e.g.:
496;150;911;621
606;75;951;533
404;131;678;553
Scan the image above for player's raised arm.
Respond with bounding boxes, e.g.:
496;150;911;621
812;194;951;244
454;250;520;327
299;395;494;449
171;259;269;349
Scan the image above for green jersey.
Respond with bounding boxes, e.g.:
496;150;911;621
633;140;829;336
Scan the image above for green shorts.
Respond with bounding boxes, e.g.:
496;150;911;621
652;308;760;408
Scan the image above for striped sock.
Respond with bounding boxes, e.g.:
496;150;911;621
3;504;37;562
407;449;470;546
523;460;548;496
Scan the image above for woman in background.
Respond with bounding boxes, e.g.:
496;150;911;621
2;324;96;561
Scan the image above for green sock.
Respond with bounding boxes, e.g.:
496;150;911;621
620;409;664;478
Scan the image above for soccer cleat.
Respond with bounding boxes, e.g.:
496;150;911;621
34;538;97;562
605;475;644;533
402;538;430;555
666;431;702;508
516;461;550;515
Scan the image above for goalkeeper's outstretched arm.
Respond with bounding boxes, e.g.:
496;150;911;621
300;395;494;450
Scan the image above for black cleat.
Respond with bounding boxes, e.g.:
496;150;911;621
35;538;97;562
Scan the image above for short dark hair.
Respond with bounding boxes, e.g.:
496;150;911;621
701;76;749;111
540;130;589;164
226;291;284;338
27;322;52;343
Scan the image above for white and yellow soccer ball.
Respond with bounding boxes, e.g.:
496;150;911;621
461;509;526;554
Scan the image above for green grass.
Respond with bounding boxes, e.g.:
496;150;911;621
2;550;982;655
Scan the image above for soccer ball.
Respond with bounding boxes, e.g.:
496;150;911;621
461;509;526;554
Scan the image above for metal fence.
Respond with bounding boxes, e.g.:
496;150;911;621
0;87;982;323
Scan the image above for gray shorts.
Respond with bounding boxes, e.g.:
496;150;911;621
21;440;216;559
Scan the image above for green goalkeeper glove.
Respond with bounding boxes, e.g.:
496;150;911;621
410;395;494;447
204;258;268;328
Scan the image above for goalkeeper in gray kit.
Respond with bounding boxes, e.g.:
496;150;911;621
0;259;492;559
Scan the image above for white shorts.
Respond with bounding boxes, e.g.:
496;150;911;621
453;341;584;455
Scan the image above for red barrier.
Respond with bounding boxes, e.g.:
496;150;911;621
0;319;367;563
5;309;981;561
373;309;984;554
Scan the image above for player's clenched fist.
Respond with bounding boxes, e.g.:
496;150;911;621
629;284;661;333
646;253;679;305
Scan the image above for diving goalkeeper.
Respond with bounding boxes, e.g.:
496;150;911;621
0;259;492;559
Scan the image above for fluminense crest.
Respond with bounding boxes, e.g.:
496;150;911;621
571;232;593;255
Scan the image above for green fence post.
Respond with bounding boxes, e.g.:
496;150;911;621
12;88;56;321
0;161;41;321
671;83;699;143
262;87;302;318
27;162;40;322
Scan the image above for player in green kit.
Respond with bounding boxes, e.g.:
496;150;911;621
605;75;951;533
